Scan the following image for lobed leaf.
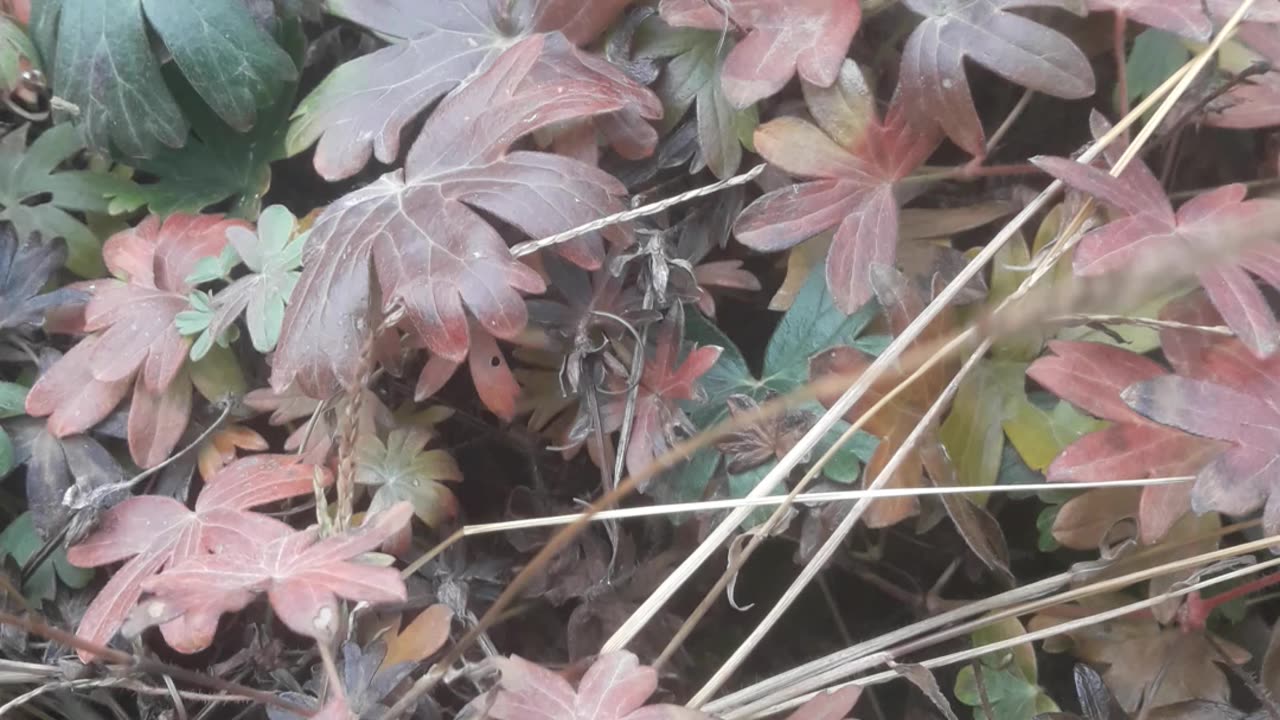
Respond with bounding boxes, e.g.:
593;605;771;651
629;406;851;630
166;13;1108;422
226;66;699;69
274;35;659;399
899;0;1094;156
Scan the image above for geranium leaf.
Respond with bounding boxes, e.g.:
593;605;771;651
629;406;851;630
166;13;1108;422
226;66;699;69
658;0;862;108
65;454;331;658
1029;341;1222;542
735;62;941;311
273;35;659;398
899;0;1094;156
355;428;462;528
1124;337;1280;533
490;651;714;720
138;502;411;643
287;0;636;180
1034;140;1280;356
26;214;244;466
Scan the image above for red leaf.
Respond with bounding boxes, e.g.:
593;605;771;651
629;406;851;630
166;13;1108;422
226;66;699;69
490;651;713;720
735;63;941;312
26;214;244;466
1124;337;1280;532
1034;148;1280;356
141;503;411;642
65;455;330;659
659;0;862;107
1028;341;1224;542
899;0;1094;156
292;0;644;180
274;35;660;399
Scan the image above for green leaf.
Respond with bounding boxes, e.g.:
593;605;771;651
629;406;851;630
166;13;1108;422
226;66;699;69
647;22;756;179
0;381;27;419
954;664;1057;720
0;124;134;276
812;423;878;483
941;362;1025;501
684;310;754;410
1122;29;1190;110
355;429;463;528
186;245;242;286
175;291;221;361
0;512;93;604
189;342;247;402
0;426;13;478
955;618;1057;720
45;0;295;159
50;0;187;157
139;0;296;132
726;463;784;528
107;21;303;216
763;264;881;389
1036;503;1061;551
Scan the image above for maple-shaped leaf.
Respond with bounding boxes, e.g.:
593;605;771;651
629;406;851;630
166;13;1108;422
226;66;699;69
37;0;297;158
176;204;306;359
65;454;331;659
0;226;84;333
1027;341;1223;542
286;0;640;180
898;0;1094;157
658;0;861;108
1123;335;1280;534
138;503;411;643
0;124;134;276
1030;597;1249;712
273;35;659;399
578;309;722;479
25;213;245;467
1034;137;1280;356
734;61;942;312
490;651;713;720
355;428;462;529
809;266;1013;582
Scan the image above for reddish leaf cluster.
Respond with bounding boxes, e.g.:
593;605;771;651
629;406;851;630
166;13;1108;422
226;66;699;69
25;214;246;467
490;651;713;720
291;0;647;179
1035;117;1280;356
658;0;862;108
1028;340;1223;542
273;35;661;406
734;61;941;312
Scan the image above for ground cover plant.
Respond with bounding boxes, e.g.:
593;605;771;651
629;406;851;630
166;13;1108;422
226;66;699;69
8;0;1280;718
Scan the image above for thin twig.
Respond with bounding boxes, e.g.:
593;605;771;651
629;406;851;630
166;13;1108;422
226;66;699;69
742;554;1280;719
1049;313;1234;336
0;610;314;716
509;164;766;258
